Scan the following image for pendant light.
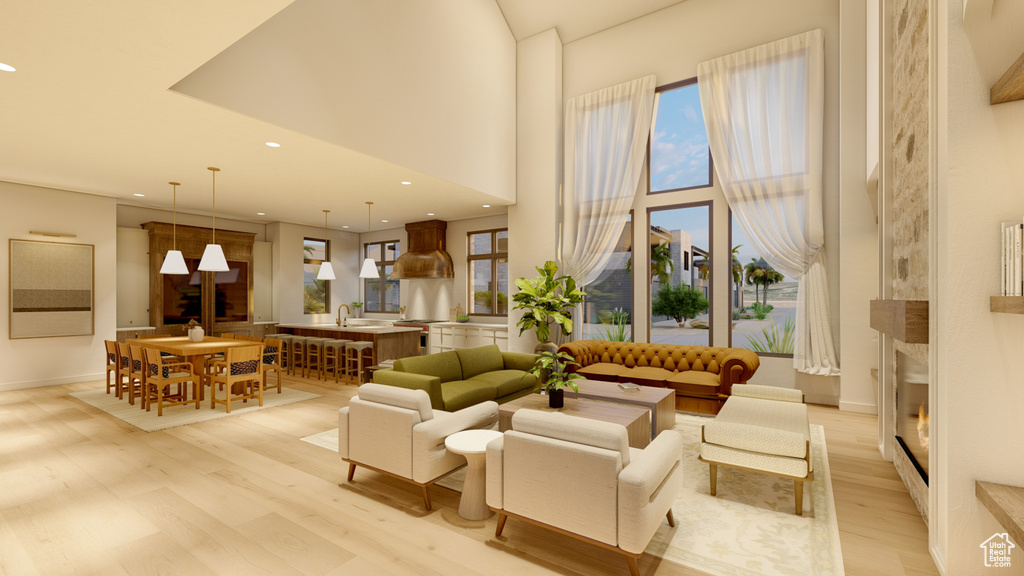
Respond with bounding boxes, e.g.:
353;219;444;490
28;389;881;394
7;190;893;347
198;167;229;272
317;209;336;280
359;201;380;278
159;181;189;275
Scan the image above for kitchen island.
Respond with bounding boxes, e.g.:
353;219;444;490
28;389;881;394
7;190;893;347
275;323;421;363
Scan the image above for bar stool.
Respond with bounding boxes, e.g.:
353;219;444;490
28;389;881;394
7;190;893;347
344;341;375;385
288;336;309;377
266;334;292;372
323;339;352;383
304;337;329;380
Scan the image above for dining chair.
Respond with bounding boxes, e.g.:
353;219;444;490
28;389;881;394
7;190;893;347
114;342;133;399
143;347;200;416
208;345;264;413
218;333;236;339
262;338;283;394
104;340;119;395
127;344;149;408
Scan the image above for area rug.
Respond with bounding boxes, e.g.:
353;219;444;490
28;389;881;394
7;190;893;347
304;414;843;576
71;387;321;432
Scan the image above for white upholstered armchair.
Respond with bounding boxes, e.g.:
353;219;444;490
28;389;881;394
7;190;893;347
338;383;498;510
486;409;683;576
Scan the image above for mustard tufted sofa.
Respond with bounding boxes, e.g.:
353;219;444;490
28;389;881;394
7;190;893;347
557;341;760;414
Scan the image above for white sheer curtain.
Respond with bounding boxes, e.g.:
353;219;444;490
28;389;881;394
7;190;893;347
697;29;839;375
559;75;657;341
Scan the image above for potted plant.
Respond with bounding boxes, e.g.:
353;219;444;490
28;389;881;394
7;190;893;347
512;261;585;354
185;319;204;342
351;301;363;318
651;283;709;327
526;350;583;408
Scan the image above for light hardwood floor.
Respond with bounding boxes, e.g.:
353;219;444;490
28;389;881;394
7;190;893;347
0;375;937;576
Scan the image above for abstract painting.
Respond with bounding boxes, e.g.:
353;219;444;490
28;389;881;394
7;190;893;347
9;239;94;339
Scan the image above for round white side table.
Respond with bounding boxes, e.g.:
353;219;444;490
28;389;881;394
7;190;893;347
444;429;503;520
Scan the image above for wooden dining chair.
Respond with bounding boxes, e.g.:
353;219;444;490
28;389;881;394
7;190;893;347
241;335;263;342
104;340;120;395
262;338;283;394
207;345;264;413
143;347;200;416
218;333;236;339
114;342;133;399
127;344;149;408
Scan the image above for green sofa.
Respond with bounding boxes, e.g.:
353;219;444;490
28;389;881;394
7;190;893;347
372;345;539;411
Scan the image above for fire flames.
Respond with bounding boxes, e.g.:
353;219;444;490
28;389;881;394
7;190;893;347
917;403;929;452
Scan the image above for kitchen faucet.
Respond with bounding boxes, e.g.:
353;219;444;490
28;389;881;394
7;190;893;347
336;303;351;326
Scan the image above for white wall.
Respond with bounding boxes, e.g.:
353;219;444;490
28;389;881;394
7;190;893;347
0;182;116;391
556;0;844;402
269;221;360;325
508;29;563;353
936;1;1024;573
116;227;150;328
171;0;517;203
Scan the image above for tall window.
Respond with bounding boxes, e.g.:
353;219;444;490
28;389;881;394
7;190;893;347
649;78;712;193
648;203;712;346
364;240;400;312
730;213;795;356
303;238;329;314
583;214;632;342
468;229;508;315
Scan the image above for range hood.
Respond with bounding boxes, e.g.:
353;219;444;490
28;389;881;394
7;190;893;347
391;220;454;279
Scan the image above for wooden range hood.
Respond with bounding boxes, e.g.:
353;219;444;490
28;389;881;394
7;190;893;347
391;220;454;279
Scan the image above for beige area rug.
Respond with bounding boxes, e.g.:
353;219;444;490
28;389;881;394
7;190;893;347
71;387;321;432
303;414;843;576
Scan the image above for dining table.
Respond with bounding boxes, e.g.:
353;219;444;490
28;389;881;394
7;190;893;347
126;336;263;399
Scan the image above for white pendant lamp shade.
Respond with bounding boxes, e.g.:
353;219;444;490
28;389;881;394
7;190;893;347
359;201;379;279
160;250;189;274
359;258;379;278
199;243;228;271
198;167;229;272
317;209;336;280
160;181;190;275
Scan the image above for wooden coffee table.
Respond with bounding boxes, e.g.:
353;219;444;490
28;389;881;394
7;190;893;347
564;379;676;441
498;394;651;448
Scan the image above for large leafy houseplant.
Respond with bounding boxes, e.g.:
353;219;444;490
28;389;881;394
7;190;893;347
526;350;583;408
512;261;585;347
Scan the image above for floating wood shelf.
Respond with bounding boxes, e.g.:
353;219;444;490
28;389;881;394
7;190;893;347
977;481;1024;547
870;300;928;344
991;49;1024;105
990;296;1024;314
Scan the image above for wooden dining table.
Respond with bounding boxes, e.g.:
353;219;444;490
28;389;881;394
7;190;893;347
126;336;262;399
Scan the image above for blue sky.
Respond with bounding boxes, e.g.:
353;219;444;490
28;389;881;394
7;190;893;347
650;83;710;191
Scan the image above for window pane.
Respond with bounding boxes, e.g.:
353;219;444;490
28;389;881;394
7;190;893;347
469;232;492;256
470;259;493;314
382;265;399;311
385;242;400;261
730;214;795;355
364;277;381;312
650;83;711;192
650;205;710;346
495;257;508;314
303;263;327;313
304;239;326;261
583;216;632;342
496;231;508;253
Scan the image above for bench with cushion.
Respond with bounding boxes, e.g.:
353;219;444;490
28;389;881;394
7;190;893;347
558;340;760;414
372;344;539;412
698;384;812;515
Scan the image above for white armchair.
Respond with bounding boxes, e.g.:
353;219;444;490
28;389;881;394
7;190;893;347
486;409;683;576
339;383;498;510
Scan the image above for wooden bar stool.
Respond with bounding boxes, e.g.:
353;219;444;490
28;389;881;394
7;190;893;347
304;337;329;380
288;337;309;377
323;339;352;383
267;334;292;372
344;341;375;385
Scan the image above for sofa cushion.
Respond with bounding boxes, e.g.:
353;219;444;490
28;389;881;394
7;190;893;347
511;409;630;467
356;383;433;422
666;370;721;397
456;345;505;380
395;350;463;383
578;362;632;382
618;366;673;387
469;369;537;397
442;380;498;412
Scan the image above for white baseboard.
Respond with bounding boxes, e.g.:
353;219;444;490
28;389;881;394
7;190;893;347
0;373;103;393
803;393;839;406
839;400;878;414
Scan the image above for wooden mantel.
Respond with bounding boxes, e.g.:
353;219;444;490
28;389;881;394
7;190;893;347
977;481;1024;549
870;299;928;344
991;49;1024;105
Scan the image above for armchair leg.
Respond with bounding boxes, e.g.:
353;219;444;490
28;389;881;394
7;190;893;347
795;480;804;516
495;512;508;537
709;463;718;496
666;509;676;528
421;485;432;511
625;556;640;576
347;463;356;482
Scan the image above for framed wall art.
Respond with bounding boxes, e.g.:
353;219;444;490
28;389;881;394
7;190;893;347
9;239;94;339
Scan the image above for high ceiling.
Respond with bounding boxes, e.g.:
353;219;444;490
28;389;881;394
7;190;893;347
0;0;685;231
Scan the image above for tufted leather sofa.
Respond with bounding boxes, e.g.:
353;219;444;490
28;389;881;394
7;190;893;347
557;340;760;414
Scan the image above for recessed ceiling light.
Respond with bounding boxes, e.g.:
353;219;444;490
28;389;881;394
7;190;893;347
482;204;491;208
0;62;15;72
401;181;411;185
427;213;435;216
134;193;145;197
265;142;280;147
342;225;349;229
381;219;389;223
257;212;265;216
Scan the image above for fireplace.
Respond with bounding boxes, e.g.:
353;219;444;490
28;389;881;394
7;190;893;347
895;352;929;484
